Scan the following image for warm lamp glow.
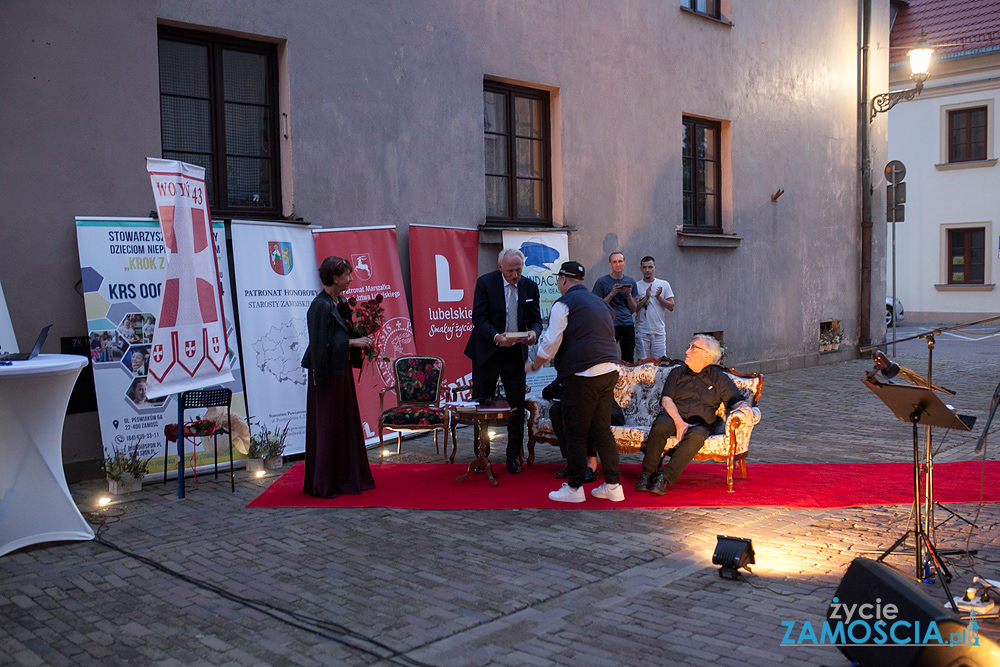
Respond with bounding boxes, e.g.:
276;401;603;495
255;470;266;478
98;497;111;506
382;448;392;456
907;31;933;78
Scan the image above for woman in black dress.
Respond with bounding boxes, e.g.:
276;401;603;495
300;256;376;498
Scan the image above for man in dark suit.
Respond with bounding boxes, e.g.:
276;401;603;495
464;248;543;474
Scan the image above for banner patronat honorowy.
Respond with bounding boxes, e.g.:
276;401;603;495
230;220;320;456
145;158;233;397
408;224;478;399
312;227;416;446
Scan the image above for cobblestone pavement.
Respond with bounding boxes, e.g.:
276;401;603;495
3;323;1000;666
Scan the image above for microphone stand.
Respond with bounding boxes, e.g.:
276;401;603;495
975;380;1000;454
860;316;1000;568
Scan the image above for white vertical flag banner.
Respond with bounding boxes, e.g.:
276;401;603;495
145;158;233;397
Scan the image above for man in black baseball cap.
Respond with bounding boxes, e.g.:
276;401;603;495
557;261;585;280
526;260;623;503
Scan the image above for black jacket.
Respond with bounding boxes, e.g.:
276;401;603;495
301;290;352;385
463;269;543;365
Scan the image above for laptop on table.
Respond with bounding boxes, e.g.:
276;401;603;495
0;325;52;362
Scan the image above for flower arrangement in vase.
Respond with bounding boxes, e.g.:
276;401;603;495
247;419;290;471
102;441;154;494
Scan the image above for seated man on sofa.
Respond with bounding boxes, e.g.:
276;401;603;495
635;334;754;495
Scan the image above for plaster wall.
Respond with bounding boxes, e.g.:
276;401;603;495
886;54;1000;322
2;0;883;468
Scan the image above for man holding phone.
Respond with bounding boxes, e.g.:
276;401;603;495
592;251;638;362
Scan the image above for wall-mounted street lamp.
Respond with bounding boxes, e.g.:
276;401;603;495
870;31;934;121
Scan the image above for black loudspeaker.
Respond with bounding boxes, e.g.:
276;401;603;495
829;558;1000;666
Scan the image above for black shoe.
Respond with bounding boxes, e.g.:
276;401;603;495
554;465;569;478
584;467;600;484
649;473;668;496
506;458;522;475
635;472;652;492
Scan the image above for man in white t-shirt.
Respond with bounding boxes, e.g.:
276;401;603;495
634;256;674;360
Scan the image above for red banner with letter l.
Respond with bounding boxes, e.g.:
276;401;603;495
408;225;478;399
312;226;416;446
145;158;233;398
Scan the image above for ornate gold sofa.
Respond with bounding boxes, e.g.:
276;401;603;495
525;358;764;492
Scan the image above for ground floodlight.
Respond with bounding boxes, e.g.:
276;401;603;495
713;535;755;580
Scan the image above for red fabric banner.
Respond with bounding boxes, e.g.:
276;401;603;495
312;227;416;445
144;158;232;397
408;225;479;398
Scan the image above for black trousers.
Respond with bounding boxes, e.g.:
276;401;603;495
549;400;595;460
560;371;620;488
471;346;526;461
615;324;635;363
640;412;711;485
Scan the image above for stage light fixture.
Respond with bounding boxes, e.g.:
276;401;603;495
712;535;755;580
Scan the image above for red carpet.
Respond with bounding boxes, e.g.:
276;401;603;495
247;460;1000;510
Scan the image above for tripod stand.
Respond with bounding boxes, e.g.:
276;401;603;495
863;379;972;613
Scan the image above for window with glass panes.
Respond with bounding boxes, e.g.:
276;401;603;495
158;27;281;218
948;107;987;163
682;117;721;231
948;228;985;284
484;81;550;224
681;0;719;18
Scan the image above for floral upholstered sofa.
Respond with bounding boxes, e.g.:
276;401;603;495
525;358;763;492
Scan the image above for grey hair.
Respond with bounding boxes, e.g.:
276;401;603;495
692;334;723;365
498;248;525;264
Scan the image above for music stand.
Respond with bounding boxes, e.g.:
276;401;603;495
863;378;971;613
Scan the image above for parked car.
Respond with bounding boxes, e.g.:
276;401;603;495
886;296;904;326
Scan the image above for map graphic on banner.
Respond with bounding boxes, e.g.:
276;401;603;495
313;227;415;446
75;218;246;474
502;230;569;396
408;225;478;399
230;221;320;456
145;158;233;397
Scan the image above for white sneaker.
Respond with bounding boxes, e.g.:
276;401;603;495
548;483;586;503
591;482;625;502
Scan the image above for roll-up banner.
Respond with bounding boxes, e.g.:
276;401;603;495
501;230;570;396
75;217;245;473
229;220;320;456
408;225;478;398
312;227;416;445
145;158;233;397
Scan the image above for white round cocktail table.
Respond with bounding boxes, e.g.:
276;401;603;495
0;354;94;557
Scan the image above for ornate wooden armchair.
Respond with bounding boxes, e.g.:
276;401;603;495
378;355;449;463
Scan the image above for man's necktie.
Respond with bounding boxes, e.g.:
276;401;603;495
506;283;517;333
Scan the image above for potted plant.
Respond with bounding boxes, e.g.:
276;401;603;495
247;419;289;471
102;441;154;495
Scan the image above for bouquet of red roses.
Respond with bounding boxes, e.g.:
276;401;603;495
347;293;390;374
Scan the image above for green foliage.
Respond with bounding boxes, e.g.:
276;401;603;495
102;441;154;482
247;418;289;459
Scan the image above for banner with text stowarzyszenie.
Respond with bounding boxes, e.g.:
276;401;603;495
75;217;245;473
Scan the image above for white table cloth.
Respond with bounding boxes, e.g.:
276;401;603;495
1;354;94;556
